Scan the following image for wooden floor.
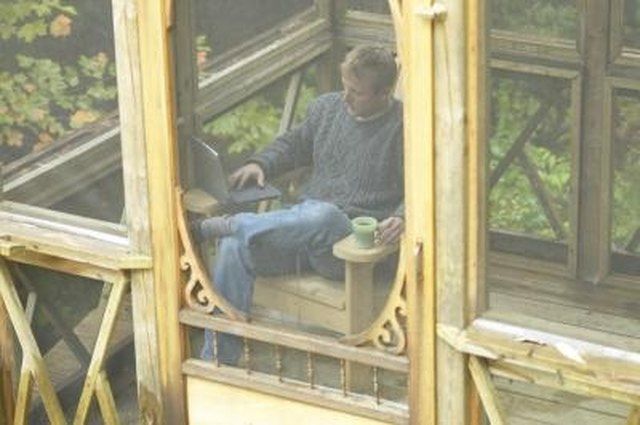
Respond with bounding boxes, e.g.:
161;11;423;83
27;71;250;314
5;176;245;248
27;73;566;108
497;378;631;425
488;257;640;425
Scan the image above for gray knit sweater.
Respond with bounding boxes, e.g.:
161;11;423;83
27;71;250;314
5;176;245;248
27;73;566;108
249;92;404;220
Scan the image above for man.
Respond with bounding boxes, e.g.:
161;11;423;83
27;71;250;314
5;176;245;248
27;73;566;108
197;45;404;364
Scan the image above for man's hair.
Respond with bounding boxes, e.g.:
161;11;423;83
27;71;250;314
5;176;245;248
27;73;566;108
341;45;397;92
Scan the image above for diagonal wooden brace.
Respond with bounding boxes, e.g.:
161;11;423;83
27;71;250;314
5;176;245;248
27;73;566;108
469;356;507;425
73;277;128;425
0;258;65;425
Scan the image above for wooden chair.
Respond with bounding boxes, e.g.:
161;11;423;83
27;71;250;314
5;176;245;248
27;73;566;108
183;188;398;336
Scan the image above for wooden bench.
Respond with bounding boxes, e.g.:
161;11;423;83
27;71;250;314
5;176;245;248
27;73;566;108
184;188;398;336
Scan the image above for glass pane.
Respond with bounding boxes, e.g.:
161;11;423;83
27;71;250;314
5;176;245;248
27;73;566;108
490;0;578;40
488;70;572;261
623;0;640;50
1;0;124;223
611;89;640;275
348;0;390;14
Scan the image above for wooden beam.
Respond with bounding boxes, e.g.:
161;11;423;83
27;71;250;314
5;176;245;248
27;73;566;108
7;250;125;284
0;259;65;424
447;315;640;405
339;11;396;48
402;1;437;424
0;204;151;272
466;0;487;422
196;18;331;121
488;361;640;407
95;371;119;425
111;0;165;421
433;0;472;423
73;279;128;424
135;0;185;422
173;0;197;187
468;357;507;425
4;126;121;207
517;152;566;240
628;406;640;425
488;102;551;190
279;71;304;134
0;237;24;257
576;0;612;283
12;365;32;425
315;0;347;93
179;309;408;373
0;284;14;425
11;265;92;369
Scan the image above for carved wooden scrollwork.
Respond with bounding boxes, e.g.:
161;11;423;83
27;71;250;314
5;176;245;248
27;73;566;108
175;188;248;321
340;246;408;355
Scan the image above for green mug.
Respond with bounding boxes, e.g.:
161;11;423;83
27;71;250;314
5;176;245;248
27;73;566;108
351;216;378;249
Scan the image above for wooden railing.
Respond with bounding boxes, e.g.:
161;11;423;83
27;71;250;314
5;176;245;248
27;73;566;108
0;203;151;424
180;310;409;424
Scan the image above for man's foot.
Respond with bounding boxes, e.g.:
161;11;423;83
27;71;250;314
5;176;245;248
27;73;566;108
199;215;235;239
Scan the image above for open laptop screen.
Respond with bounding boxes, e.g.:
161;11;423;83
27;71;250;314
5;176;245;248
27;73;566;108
190;137;281;205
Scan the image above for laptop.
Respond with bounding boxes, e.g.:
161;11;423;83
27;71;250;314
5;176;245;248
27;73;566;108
190;137;281;205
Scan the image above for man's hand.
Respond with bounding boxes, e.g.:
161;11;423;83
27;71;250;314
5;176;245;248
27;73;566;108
377;216;404;245
229;163;265;189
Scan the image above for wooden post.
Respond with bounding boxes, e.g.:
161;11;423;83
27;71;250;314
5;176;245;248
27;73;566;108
316;0;347;93
402;1;437;424
113;0;187;422
0;295;14;425
576;0;611;283
135;0;186;423
433;0;476;423
466;0;487;423
173;0;197;187
112;0;165;422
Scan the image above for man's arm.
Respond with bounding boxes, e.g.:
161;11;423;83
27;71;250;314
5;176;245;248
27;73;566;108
244;97;323;181
227;97;323;188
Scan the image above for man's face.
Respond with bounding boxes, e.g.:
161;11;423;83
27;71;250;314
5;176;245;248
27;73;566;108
341;68;390;119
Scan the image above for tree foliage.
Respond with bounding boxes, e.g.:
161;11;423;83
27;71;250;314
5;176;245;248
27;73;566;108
491;0;577;39
202;69;318;156
489;0;639;254
489;72;571;241
0;0;117;162
612;94;640;251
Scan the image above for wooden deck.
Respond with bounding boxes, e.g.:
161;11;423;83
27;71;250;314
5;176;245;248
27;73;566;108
487;257;640;424
498;379;630;425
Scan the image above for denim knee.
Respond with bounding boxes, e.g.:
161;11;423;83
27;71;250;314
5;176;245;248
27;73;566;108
301;201;350;231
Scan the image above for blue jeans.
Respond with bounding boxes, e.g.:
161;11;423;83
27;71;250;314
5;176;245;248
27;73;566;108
200;200;352;364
